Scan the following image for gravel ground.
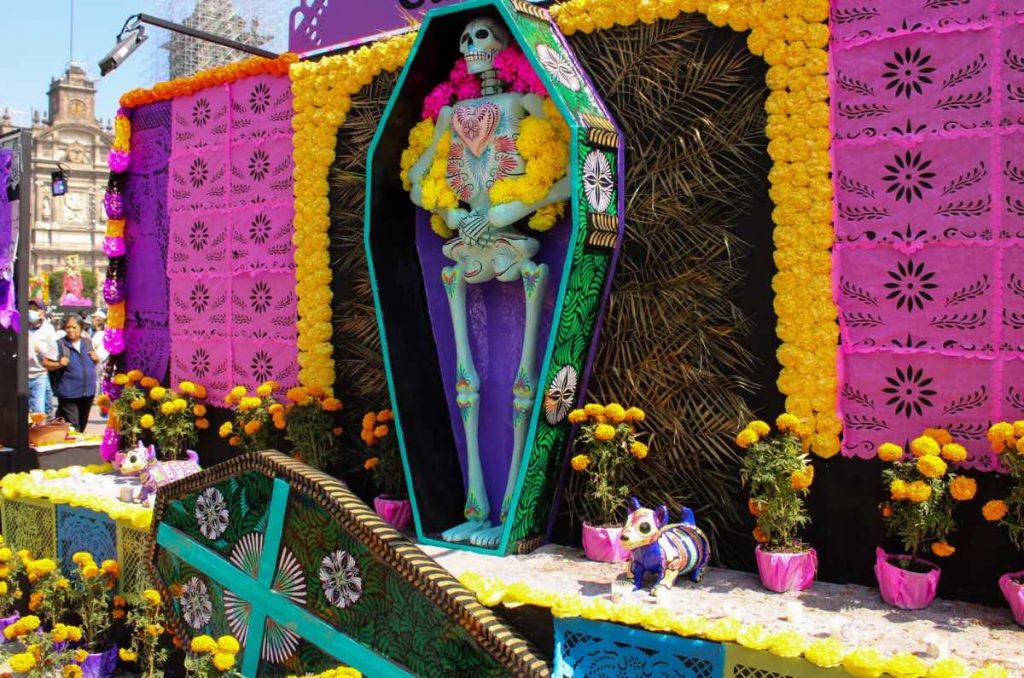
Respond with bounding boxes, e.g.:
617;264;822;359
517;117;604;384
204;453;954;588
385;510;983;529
423;543;1024;675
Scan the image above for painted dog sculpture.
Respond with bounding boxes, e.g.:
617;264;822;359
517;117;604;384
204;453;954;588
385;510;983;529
116;442;201;502
620;497;711;595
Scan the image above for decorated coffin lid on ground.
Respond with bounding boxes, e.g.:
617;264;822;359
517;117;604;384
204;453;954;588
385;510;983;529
148;451;549;676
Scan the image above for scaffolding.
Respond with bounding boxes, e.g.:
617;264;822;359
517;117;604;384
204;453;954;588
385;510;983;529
146;0;288;81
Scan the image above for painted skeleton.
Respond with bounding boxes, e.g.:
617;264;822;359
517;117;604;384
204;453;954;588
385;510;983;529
407;18;570;546
620;498;711;596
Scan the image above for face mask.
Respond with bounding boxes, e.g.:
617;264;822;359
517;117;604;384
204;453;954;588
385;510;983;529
28;310;40;323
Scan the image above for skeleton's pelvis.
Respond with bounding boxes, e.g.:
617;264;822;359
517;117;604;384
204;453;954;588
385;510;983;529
442;230;540;283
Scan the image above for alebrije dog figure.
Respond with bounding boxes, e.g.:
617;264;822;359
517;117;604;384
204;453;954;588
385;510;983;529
620;497;711;595
116;442;201;502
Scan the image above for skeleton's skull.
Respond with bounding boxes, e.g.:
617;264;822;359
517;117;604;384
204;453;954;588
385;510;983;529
459;18;509;74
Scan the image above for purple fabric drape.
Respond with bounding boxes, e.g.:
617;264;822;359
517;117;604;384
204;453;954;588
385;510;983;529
0;148;17;332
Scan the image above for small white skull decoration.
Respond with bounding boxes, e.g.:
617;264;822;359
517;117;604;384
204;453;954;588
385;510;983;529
460;18;510;74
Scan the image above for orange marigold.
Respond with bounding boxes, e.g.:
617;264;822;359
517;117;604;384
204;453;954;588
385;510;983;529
982;499;1008;522
930;542;955;558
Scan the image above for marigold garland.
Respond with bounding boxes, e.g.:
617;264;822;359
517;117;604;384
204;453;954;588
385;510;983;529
289;34;416;392
552;0;839;457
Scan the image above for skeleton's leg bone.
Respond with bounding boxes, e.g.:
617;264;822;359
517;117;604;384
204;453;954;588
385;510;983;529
469;261;549;548
440;265;491;543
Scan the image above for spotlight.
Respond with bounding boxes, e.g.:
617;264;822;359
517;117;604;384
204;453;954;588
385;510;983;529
99;16;147;76
51;164;68;197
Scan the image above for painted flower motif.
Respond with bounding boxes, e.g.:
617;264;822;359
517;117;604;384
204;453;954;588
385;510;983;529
882;47;935;98
250;350;274;382
248;213;272;245
191;347;211;378
195;488;229;540
883;259;937;311
249;82;272;114
192;98;212;127
544;365;578;425
882;150;935;203
318;550;362;609
582;150;614;212
248;149;271;181
188;157;209;189
250;280;272;313
882;365;937;418
189;220;209;251
179;577;213;629
190;282;211;314
536;43;581;91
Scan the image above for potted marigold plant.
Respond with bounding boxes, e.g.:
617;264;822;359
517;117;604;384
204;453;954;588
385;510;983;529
282;386;344;471
0;538;24;638
736;414;817;593
359;409;410;530
984;422;1024;626
68;551;121;677
184;634;243;676
148;380;206;460
219;382;284;454
876;429;976;609
117;588;170;677
567;403;649;562
4;615;84;677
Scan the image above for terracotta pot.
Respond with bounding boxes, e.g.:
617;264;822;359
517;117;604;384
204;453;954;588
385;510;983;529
755;545;817;593
999;570;1024;627
0;611;19;642
582;522;630;562
874;548;941;610
374;495;412;531
81;644;118;678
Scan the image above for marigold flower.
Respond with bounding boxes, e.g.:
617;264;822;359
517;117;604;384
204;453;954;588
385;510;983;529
570;454;590;472
890;479;908;501
82;564;100;579
593;424;616;442
361;412;377;430
604;403;626;423
907;480;932;503
72;551;93;566
126;369;143;382
256;384;274;397
922;428;953;446
929;541;955;558
113;595;126;608
583;403;604;417
268;403;284;415
877;443;903;463
624;407;645;423
213;652;236;671
752;527;768;543
371;425;388;439
191;634;218;654
748;420;771;437
748;498;762;517
917;454;947;479
243;419;262;435
173;398;188;412
140;414;155;429
228;436;241;447
363;457;380;471
130;398;146;411
140;376;158;389
149;386;167;401
322;397;343;412
629;441;649;459
195;418;210;430
910;435;940;458
790;465;814;490
178;381;196;394
736;428;759;449
567;409;587;424
949;476;977;502
983;499;1008;522
118;648;137;662
880;503;893;518
272;414;286;430
377;409;393;422
230;386;247;399
194;384;207;399
142;588;161;606
28;592;43;611
940;443;967;463
10;652;36;672
160;401;176;416
332;427;344;436
74;649;89;663
112;608;126;619
361;429;377;446
217;635;240;654
146;623;164;637
218;421;233;438
775;413;801;433
113;373;129;386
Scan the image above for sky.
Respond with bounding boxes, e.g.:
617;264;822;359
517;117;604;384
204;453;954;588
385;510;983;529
0;1;154;127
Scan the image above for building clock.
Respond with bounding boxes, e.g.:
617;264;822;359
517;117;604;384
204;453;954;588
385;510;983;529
69;99;87;119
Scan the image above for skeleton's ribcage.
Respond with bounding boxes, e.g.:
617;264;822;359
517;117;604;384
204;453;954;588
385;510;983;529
446;116;525;204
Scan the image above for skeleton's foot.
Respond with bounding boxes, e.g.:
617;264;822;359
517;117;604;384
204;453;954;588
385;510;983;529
441;519;491;543
468;524;505;548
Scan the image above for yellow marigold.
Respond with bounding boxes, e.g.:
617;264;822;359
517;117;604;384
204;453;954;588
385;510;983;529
140;414;155;429
113;373;131;387
629;441;649;460
926;657;968;678
910;435;941;457
735;624;771;651
907;480;932;503
191;634;218;654
178;381;196;394
118;648;137;662
983;499;1008;522
594;424;616;442
931;541;955;558
989;421;1013;443
950;476;977;502
885;652;928;678
173;398;187;412
72;551;92;565
570;454;590;472
917;454;947;479
776;413;801;433
126;369;143;382
583;403;604;417
704;617;741;643
567;409;587;424
604;403;626;424
877;443;904;463
748;420;771;437
890;479;909;501
363;457;380;471
243;419;262;435
322;397;343;412
766;630;806;658
160;401;176;416
230;386;247;399
149;386;167;401
74;648;89;663
970;664;1009;678
146;623;163;637
103;557;120;575
843;646;886;678
142;588;162;606
922;428;953;446
82;564;100;579
805;638;844;668
736;428;759;448
218;421;233;438
10;652;37;672
790;465;814;490
940;443;968;463
213;652;236;671
624;407;645;423
216;635;240;654
256;383;274;397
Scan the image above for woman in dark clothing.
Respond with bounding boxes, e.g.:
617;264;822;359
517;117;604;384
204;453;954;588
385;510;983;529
44;316;100;433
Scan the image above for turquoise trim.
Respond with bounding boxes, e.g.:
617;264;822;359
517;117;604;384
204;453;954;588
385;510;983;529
365;0;586;554
157;522;413;677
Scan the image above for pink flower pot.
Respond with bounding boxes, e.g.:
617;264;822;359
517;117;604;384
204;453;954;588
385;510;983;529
755;545;818;593
0;612;19;642
582;522;631;562
874;548;941;610
999;571;1024;627
374;495;412;531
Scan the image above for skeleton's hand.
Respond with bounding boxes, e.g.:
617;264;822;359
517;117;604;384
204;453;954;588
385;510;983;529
458;211;491;246
444;207;469;231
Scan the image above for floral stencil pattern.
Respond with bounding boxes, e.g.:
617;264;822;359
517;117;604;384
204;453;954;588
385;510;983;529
319;550;362;609
195;488;229;540
179;576;213;629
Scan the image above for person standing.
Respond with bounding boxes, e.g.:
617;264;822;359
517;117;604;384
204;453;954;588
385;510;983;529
89;311;108;399
27;306;57;415
44;316;99;433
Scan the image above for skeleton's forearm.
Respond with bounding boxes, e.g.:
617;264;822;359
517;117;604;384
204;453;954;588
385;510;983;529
408;107;453;190
487;176;571;229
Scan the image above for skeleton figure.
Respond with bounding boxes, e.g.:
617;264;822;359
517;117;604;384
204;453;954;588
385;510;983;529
407;18;570;546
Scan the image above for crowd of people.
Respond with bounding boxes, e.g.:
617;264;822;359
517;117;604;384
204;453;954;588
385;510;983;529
27;300;107;434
